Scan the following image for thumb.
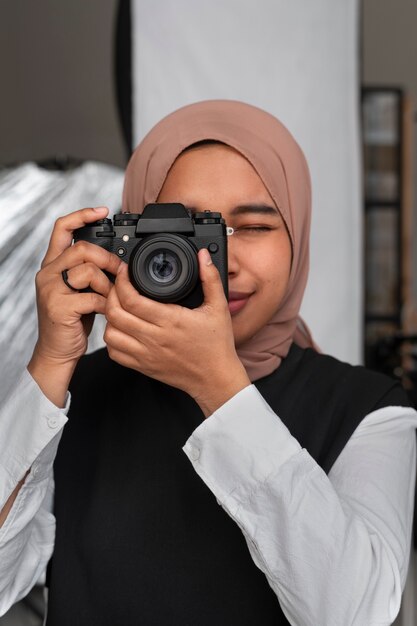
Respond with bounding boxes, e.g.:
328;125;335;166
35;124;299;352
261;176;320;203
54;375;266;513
198;249;227;306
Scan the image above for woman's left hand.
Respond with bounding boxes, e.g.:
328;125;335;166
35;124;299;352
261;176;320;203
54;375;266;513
104;249;250;417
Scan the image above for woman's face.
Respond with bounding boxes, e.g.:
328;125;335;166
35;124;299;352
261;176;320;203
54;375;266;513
157;144;292;347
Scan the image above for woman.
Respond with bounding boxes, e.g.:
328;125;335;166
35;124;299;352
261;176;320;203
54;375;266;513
0;100;416;625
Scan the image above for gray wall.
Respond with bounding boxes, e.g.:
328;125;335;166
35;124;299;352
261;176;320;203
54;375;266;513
0;0;126;168
362;0;417;98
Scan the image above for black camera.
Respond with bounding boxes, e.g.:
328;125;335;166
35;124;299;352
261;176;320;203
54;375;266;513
73;203;228;308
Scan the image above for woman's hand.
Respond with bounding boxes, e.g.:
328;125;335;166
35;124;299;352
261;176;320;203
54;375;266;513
104;249;250;417
28;206;122;407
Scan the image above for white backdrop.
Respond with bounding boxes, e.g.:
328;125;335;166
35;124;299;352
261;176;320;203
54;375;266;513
131;0;362;364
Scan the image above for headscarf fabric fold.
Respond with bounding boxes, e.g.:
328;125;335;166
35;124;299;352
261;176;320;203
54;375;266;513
122;100;316;381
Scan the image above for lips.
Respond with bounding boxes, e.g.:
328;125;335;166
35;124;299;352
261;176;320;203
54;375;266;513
228;290;253;315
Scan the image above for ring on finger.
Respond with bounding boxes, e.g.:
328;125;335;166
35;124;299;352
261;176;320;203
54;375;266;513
61;269;79;292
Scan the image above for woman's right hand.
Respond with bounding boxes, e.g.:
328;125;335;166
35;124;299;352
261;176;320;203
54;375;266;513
27;206;122;407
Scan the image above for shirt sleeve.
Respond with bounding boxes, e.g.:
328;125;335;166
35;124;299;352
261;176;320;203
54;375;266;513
0;369;68;616
183;384;417;626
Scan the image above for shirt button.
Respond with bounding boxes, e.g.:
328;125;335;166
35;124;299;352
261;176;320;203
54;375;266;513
47;415;58;429
189;446;200;461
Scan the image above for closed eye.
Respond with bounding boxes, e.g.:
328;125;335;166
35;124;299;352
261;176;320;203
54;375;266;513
234;225;274;234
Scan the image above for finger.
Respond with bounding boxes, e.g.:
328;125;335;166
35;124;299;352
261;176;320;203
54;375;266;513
60;263;113;296
64;292;108;317
104;323;144;354
105;345;141;371
45;240;122;279
198;249;228;307
115;262;176;325
42;206;109;267
106;285;156;336
104;324;163;378
104;323;148;371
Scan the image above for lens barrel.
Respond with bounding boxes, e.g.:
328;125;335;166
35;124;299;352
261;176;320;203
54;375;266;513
128;234;199;303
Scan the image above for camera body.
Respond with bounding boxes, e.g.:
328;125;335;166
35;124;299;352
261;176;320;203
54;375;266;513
73;203;228;308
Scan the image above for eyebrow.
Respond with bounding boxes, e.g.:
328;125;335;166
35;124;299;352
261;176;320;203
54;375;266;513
229;204;278;216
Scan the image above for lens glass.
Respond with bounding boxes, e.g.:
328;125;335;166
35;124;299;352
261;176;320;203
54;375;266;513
148;251;179;284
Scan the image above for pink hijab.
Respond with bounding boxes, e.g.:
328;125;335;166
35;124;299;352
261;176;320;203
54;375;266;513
122;100;316;381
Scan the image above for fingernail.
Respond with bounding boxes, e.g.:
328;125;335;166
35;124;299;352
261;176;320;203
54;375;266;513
93;206;108;213
201;249;212;266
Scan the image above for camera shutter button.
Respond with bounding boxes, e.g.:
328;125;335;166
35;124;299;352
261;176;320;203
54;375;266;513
208;243;219;254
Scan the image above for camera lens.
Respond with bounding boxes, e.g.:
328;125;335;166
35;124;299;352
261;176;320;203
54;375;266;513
148;251;179;284
128;234;199;303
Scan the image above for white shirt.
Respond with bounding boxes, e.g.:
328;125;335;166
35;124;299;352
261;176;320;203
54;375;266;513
0;368;416;626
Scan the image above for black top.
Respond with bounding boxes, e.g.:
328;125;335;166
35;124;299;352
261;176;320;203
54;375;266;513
46;344;410;625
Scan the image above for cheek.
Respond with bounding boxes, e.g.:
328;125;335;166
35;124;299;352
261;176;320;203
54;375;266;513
258;273;289;320
252;239;292;294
